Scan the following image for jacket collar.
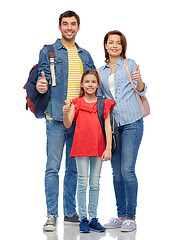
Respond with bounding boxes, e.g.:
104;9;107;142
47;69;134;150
102;57;124;70
55;38;83;52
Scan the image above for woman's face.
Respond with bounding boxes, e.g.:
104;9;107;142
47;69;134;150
105;34;122;58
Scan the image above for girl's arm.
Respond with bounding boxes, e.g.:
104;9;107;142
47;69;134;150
63;101;75;128
101;113;112;161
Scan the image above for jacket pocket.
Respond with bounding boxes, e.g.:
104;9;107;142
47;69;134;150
55;58;63;74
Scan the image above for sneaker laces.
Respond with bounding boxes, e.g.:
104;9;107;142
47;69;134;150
46;215;56;225
122;220;134;226
95;219;101;226
109;218;120;223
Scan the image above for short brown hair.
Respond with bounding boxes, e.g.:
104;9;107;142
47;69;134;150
104;30;127;62
59;10;80;26
79;70;100;97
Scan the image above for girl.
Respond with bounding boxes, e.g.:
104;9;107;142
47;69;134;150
63;70;115;233
98;31;147;232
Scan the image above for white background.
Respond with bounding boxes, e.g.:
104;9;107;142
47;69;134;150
1;0;180;239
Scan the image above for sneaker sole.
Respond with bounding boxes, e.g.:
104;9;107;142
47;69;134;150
80;230;90;233
43;225;56;232
90;228;106;232
121;227;136;232
103;225;122;229
64;221;80;225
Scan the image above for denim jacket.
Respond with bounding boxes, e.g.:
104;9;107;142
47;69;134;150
38;39;96;121
98;58;147;126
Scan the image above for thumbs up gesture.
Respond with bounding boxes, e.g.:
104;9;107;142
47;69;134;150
36;71;48;94
132;65;142;82
132;65;145;92
62;100;70;114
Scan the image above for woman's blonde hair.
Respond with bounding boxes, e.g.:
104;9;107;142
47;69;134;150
79;70;100;97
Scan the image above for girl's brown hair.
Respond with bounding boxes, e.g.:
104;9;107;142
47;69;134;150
104;30;127;63
79;70;100;97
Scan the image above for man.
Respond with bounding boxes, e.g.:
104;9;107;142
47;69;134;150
36;10;95;231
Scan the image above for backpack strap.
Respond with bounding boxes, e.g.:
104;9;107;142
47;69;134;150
97;97;105;136
46;45;56;87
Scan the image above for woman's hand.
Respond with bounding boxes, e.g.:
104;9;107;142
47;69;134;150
101;148;111;161
132;65;145;92
132;65;142;82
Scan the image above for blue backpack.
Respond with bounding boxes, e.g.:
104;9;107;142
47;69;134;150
23;45;55;118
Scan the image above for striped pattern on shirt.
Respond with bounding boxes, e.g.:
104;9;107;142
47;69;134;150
66;46;83;104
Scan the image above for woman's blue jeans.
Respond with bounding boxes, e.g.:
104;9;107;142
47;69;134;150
111;118;143;220
75;156;102;220
45;119;77;217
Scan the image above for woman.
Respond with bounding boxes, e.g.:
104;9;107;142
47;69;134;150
98;30;147;232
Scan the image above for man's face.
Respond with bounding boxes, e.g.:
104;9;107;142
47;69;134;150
59;16;80;42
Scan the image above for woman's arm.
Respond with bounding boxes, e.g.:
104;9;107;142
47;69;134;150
63;101;75;128
101;113;112;161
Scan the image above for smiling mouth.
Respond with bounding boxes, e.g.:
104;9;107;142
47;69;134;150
66;32;73;36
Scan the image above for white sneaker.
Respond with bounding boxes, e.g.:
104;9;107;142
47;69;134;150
121;220;136;232
103;218;124;229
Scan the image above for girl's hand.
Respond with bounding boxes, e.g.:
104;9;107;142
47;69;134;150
132;65;142;82
63;100;70;114
101;148;111;161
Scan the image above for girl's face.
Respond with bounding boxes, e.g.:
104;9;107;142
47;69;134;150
105;34;122;58
81;74;99;96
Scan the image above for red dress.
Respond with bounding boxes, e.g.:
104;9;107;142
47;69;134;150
70;97;115;158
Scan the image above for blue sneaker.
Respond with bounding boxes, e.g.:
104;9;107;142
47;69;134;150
79;218;90;233
43;215;57;232
64;213;80;225
89;218;106;232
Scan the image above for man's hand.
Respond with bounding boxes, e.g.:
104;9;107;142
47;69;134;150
36;71;48;94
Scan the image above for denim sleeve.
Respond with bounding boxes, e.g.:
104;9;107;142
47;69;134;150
128;59;147;96
38;46;51;82
88;52;96;70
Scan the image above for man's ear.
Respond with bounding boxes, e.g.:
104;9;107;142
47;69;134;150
58;24;61;31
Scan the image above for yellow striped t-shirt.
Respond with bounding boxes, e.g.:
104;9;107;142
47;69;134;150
66;46;83;104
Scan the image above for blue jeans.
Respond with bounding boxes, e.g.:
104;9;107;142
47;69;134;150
75;156;102;220
45;119;77;217
111;118;143;220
